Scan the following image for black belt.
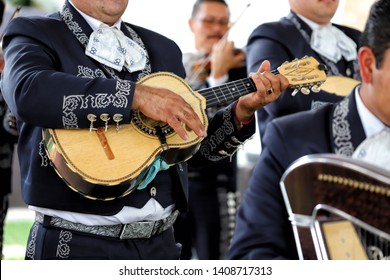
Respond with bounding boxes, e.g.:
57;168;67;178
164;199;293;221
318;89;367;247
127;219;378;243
35;210;179;239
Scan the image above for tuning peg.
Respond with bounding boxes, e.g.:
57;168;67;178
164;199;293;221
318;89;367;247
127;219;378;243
100;113;110;132
87;114;97;132
311;85;321;93
300;87;310;95
113;113;123;133
291;88;299;96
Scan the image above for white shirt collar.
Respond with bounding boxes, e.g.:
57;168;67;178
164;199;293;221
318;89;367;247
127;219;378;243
69;0;122;31
355;86;387;138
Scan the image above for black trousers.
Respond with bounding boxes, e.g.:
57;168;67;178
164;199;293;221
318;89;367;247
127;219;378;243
25;221;181;260
174;178;222;260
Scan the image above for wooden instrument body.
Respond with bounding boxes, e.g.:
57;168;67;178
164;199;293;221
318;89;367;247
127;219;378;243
43;73;207;200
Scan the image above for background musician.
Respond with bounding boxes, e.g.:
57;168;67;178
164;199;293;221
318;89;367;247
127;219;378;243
246;0;362;145
173;0;247;260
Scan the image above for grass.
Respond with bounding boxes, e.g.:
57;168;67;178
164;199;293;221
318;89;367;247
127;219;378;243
2;213;33;260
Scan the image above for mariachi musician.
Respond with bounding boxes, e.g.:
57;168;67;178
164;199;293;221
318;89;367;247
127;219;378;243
173;0;248;260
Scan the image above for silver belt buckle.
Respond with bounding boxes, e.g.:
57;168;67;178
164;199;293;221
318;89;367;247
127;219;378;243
119;221;155;239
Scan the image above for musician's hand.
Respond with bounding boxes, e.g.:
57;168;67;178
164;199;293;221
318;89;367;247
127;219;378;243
132;84;207;140
209;39;245;79
234;60;289;123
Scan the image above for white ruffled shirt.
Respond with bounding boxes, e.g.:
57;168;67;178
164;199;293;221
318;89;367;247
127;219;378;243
298;15;357;63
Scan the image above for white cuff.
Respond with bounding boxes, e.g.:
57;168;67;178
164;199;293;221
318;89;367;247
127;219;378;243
206;74;229;87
